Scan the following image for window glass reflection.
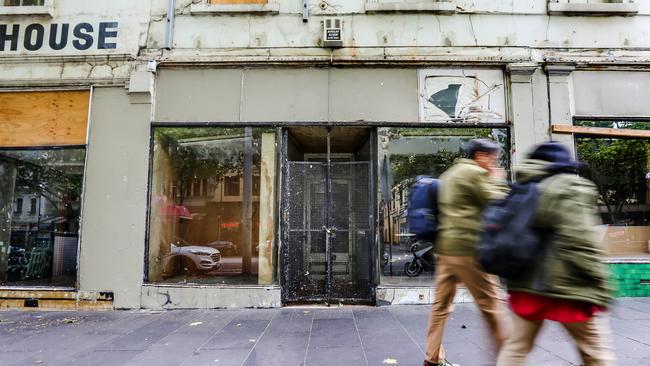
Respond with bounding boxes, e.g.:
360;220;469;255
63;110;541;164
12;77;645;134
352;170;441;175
576;124;650;258
0;148;85;287
378;128;509;285
148;127;277;285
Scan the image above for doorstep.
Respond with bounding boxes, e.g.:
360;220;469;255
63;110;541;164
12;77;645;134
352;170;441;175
0;288;114;310
376;286;473;306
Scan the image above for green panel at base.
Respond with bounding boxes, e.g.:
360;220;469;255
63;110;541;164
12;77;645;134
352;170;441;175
608;263;650;297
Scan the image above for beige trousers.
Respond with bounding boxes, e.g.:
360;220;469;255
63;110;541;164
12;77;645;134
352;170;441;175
425;255;510;364
496;312;616;366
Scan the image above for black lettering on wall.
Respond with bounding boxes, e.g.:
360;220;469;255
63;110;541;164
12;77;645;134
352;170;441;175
49;23;69;50
0;24;20;52
24;24;45;51
98;22;118;49
72;23;93;50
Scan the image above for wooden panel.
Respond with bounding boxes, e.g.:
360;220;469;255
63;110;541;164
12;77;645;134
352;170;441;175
0;91;90;147
210;0;267;4
552;124;650;139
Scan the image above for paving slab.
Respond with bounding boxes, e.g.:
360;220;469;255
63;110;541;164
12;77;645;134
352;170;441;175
0;298;648;365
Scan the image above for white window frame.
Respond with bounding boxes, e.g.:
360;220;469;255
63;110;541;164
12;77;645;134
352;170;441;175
548;0;639;16
190;0;279;15
0;0;53;16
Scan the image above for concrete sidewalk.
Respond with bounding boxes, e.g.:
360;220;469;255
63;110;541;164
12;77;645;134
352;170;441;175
1;298;649;366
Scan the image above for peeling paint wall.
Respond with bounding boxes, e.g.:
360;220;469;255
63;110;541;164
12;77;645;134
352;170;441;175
142;0;650;61
78;87;151;309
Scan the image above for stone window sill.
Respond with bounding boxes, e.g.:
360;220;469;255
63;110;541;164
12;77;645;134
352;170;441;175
0;5;53;16
365;1;456;14
190;3;280;15
548;3;639;16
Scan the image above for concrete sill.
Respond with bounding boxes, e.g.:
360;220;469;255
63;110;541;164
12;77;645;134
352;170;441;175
190;3;280;15
0;5;53;17
365;2;456;14
548;3;639;16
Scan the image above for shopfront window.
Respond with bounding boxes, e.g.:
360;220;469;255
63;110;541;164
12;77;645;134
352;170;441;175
379;127;509;285
0;148;85;287
147;127;278;285
575;120;650;258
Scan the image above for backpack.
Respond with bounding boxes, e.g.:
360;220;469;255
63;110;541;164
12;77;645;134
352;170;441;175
476;181;550;280
407;176;440;242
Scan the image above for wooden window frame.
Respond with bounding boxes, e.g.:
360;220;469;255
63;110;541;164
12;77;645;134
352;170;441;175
0;0;53;16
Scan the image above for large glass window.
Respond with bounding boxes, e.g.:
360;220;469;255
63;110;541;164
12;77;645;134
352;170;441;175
378;127;509;285
576;120;650;258
0;148;85;287
148;127;278;285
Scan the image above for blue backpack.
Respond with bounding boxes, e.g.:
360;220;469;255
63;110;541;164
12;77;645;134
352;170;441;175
476;181;551;280
407;176;440;242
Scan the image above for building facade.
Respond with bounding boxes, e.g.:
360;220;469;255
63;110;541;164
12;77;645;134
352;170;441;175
1;0;650;309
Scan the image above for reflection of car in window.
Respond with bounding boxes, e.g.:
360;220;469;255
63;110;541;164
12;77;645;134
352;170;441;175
169;243;221;275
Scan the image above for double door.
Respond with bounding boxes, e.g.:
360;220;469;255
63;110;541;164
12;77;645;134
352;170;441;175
282;128;374;304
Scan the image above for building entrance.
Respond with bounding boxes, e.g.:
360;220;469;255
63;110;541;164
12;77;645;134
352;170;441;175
282;127;374;304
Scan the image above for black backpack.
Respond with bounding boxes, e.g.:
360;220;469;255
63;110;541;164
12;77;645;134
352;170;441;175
476;181;550;280
407;176;440;242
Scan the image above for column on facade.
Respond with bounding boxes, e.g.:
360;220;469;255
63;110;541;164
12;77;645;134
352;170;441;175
507;63;546;164
545;64;577;156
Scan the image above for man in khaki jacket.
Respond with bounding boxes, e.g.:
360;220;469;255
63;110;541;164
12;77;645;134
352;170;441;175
424;139;510;366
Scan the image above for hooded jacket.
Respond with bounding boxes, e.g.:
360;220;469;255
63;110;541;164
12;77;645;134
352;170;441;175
435;158;508;256
508;159;613;307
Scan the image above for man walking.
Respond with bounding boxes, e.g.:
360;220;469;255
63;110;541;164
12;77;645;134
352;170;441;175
496;141;615;366
424;139;510;366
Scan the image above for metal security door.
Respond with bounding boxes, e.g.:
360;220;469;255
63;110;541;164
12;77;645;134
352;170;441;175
282;129;373;304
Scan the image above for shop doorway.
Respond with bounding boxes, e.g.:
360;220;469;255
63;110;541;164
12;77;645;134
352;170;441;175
282;127;374;304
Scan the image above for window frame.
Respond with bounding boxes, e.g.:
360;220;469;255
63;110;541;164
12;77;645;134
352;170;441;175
0;0;53;16
190;0;279;15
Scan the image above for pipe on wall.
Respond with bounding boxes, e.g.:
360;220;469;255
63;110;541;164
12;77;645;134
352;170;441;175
165;0;175;50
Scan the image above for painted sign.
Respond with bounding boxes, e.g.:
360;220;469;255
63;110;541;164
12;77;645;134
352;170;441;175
0;22;118;52
418;69;506;123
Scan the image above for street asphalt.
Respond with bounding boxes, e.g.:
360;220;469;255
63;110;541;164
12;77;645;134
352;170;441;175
1;297;649;366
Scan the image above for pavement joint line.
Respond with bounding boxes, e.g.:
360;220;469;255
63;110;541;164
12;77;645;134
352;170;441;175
302;308;316;366
178;309;243;366
389;307;426;356
351;309;371;366
240;310;279;366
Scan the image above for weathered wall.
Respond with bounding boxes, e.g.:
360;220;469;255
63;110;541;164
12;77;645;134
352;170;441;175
145;0;650;61
78;87;151;309
154;68;418;123
573;71;650;118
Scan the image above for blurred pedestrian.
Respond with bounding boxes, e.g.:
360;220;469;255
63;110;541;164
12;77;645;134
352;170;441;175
424;139;511;366
496;141;615;366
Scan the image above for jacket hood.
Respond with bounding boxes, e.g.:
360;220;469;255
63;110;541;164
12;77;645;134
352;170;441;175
515;159;567;183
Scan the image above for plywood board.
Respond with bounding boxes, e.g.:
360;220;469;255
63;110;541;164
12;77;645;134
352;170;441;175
552;125;650;139
0;91;90;147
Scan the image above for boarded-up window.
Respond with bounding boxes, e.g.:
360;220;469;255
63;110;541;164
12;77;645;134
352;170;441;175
0;91;90;147
209;0;268;4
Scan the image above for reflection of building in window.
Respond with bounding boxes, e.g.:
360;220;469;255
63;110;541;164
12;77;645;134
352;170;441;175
14;198;22;215
224;176;240;196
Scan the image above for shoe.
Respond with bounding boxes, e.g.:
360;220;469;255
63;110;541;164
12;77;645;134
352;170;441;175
423;360;457;366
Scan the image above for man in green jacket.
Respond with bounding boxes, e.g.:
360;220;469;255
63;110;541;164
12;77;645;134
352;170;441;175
497;141;615;366
424;139;511;366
